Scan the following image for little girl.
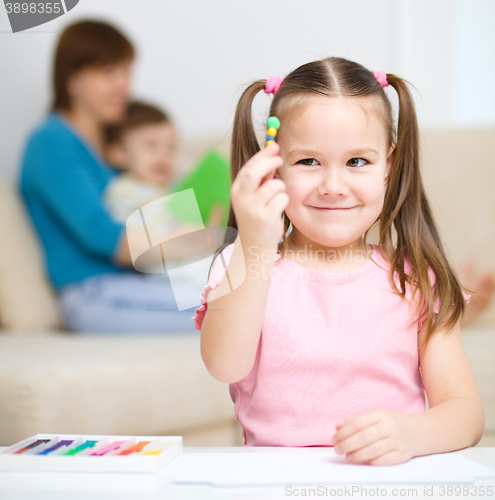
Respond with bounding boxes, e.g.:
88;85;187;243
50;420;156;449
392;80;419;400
193;57;485;466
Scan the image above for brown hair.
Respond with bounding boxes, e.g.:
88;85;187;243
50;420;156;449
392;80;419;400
52;20;134;110
104;100;171;145
209;56;474;348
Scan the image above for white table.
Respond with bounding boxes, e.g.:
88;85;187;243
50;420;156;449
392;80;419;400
0;446;494;500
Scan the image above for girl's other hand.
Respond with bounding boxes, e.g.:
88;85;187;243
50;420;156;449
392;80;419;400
329;409;420;466
230;142;289;250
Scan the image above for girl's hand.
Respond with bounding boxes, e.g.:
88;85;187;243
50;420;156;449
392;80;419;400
329;409;421;466
230;142;289;249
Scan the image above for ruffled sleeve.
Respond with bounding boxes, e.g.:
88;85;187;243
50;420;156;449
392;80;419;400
417;265;471;331
191;243;236;331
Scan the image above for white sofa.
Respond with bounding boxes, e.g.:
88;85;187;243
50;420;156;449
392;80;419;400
0;130;494;448
0;135;244;447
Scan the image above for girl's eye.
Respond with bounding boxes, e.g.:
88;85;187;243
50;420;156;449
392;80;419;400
297;158;319;166
347;158;368;168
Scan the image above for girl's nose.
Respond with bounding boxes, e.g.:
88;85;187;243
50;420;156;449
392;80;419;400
317;167;350;197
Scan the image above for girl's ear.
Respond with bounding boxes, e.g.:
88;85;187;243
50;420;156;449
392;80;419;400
385;143;395;186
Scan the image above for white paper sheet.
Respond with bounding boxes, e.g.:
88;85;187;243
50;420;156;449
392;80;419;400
172;449;495;486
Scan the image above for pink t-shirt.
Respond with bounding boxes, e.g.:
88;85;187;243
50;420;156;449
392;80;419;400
192;243;470;447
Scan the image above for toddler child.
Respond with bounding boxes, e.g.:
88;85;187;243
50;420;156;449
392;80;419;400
194;57;484;465
104;100;183;241
104;101;218;298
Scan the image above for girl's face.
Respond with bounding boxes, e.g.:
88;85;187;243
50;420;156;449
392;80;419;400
67;59;133;124
276;97;393;253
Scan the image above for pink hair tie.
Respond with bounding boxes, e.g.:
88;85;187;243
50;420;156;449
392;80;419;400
372;71;389;88
264;76;283;95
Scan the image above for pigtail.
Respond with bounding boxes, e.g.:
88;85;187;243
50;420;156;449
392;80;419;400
206;80;267;283
381;75;470;348
230;81;266;176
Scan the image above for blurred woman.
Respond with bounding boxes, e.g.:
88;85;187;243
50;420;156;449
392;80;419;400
19;20;202;333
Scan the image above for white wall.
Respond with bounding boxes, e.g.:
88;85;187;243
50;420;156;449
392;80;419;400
0;0;494;182
393;0;495;128
454;0;495;126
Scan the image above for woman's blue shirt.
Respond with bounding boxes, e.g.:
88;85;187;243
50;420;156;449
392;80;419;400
19;111;133;290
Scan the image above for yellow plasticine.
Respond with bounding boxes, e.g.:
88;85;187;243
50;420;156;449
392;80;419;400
140;440;174;456
267;127;277;137
266;140;275;146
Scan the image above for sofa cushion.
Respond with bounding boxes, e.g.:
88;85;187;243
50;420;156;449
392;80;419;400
0;333;234;445
0;181;62;331
420;128;495;329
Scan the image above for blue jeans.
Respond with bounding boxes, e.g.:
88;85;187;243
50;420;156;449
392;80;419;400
59;273;200;334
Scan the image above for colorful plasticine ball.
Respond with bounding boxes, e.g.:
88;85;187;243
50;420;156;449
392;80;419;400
267;116;280;130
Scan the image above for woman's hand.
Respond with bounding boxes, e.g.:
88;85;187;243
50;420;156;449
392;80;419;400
230;142;289;250
329;409;421;466
206;204;225;226
456;258;495;327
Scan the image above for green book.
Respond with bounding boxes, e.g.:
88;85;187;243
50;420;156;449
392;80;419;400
167;149;231;226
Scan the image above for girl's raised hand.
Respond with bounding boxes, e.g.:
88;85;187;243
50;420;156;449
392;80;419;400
329;409;421;466
230;142;289;250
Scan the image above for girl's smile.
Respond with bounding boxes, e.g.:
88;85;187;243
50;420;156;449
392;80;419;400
276;96;394;258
